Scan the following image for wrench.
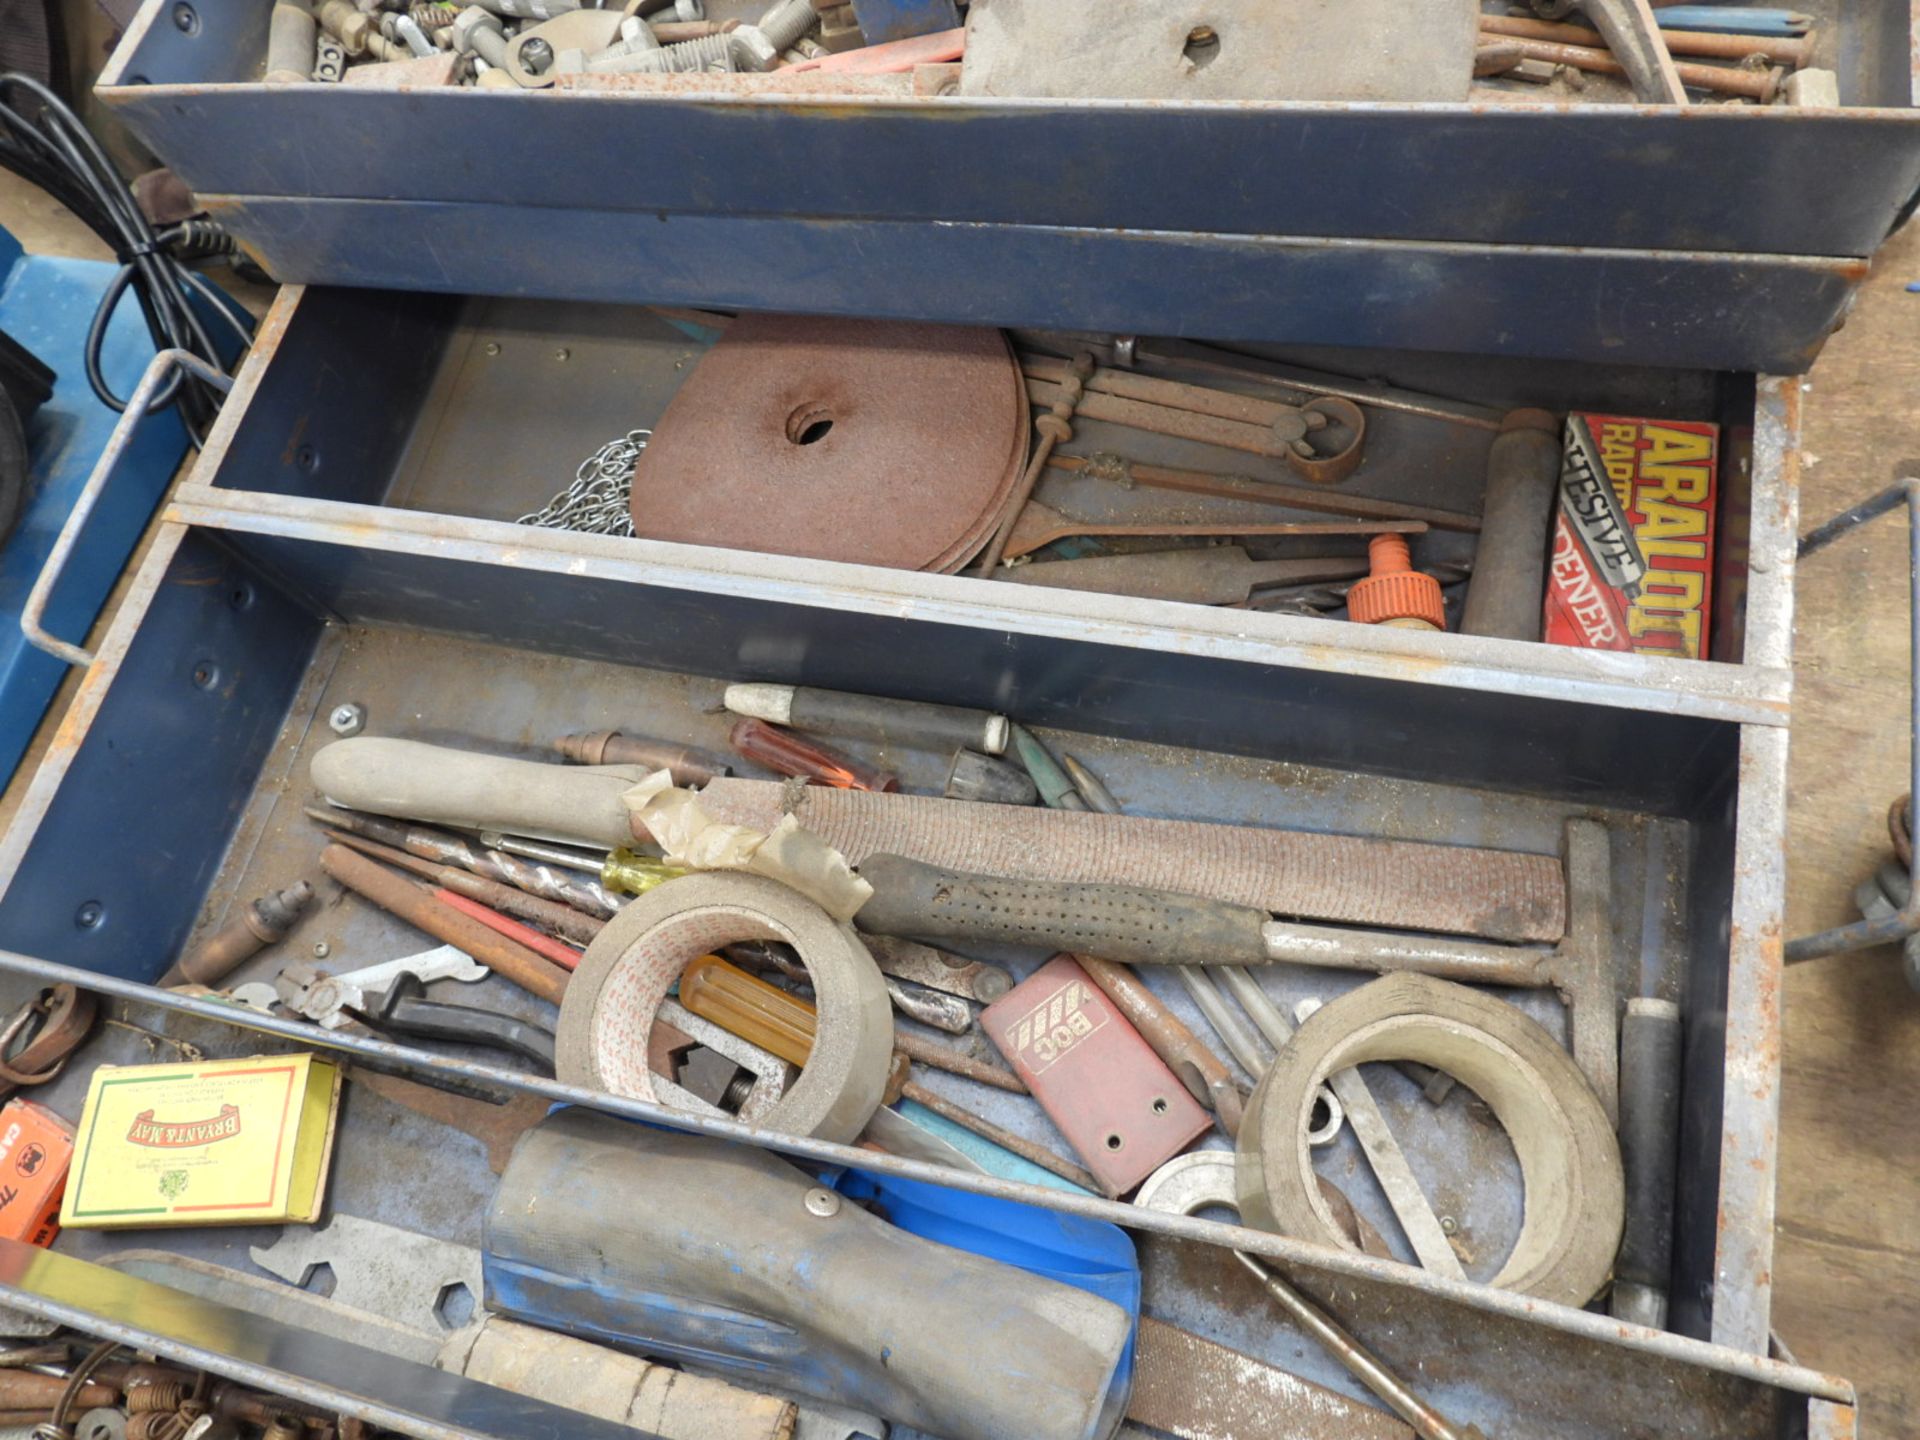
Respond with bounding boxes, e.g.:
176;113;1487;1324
275;943;490;1029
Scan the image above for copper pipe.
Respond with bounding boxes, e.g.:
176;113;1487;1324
163;881;314;987
323;830;605;945
319;844;568;1005
0;1372;117;1408
1481;35;1782;99
553;730;731;787
899;1081;1099;1192
892;1031;1027;1094
1480;13;1812;67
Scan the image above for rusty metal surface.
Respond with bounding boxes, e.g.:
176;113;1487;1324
629;313;1027;571
1128;1315;1413;1440
695;777;1570;941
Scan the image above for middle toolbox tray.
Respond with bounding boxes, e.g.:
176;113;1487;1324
0;284;1813;1434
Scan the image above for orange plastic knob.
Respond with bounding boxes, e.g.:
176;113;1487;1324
1347;534;1445;630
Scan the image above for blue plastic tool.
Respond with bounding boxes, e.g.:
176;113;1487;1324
1655;7;1810;37
830;1158;1139;1437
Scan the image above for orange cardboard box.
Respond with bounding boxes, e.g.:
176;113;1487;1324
0;1100;74;1247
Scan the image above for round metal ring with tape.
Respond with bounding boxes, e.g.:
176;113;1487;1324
1234;972;1623;1308
556;873;894;1143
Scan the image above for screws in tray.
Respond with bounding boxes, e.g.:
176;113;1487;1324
329;702;366;737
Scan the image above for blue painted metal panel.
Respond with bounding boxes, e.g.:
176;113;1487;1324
201;525;1737;816
99;82;1920;260
0;232;196;785
198;198;1862;372
0;527;319;979
847;0;958;45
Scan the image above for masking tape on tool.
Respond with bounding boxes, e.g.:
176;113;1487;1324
1235;973;1624;1308
555;873;894;1143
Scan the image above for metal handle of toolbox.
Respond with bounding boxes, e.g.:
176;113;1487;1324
1785;472;1920;963
20;347;233;669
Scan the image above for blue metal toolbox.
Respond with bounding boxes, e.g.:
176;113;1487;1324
0;283;1837;1435
93;0;1920;372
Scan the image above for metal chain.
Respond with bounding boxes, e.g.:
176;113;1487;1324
516;429;650;536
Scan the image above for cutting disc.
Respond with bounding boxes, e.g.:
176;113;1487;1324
631;314;1028;572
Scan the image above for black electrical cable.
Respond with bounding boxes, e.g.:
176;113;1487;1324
0;73;250;445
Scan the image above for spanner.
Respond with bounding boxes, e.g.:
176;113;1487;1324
273;944;490;1029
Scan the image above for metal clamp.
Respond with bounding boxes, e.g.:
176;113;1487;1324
1786;474;1920;965
21;347;233;669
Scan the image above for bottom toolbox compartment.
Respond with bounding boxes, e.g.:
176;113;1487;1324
0;512;1834;1438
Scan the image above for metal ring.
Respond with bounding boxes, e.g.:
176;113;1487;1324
1305;1085;1343;1147
1133;1149;1395;1261
555;873;894;1143
1285;397;1367;486
1235;973;1623;1307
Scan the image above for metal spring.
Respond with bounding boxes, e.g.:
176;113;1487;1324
516;429;649;537
126;1382;188;1414
409;2;457;28
124;1412;189;1440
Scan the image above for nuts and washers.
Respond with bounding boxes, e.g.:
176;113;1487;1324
507;8;621;83
555;873;894;1143
586;0;810;73
381;10;437;56
451;5;509;65
313;34;347;79
1133;1149;1239;1216
1236;973;1625;1308
328;701;367;737
803;1186;842;1218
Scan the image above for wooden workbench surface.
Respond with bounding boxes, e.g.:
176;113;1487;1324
1777;221;1920;1433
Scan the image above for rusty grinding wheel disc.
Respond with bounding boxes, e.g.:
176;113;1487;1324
631;314;1028;572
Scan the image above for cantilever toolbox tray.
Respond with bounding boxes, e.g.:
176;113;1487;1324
96;0;1920;373
0;284;1840;1436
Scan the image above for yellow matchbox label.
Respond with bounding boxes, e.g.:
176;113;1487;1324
62;1054;340;1229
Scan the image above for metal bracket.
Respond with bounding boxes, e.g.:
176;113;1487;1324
20;347;232;669
1786;475;1920;965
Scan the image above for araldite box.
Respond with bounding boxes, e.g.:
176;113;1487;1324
0;1099;74;1246
1544;414;1719;659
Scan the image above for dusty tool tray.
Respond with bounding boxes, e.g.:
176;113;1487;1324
0;286;1834;1437
96;0;1920;374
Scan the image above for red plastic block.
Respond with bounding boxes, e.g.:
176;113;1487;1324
984;954;1211;1196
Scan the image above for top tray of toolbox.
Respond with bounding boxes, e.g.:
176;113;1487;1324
95;0;1920;372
